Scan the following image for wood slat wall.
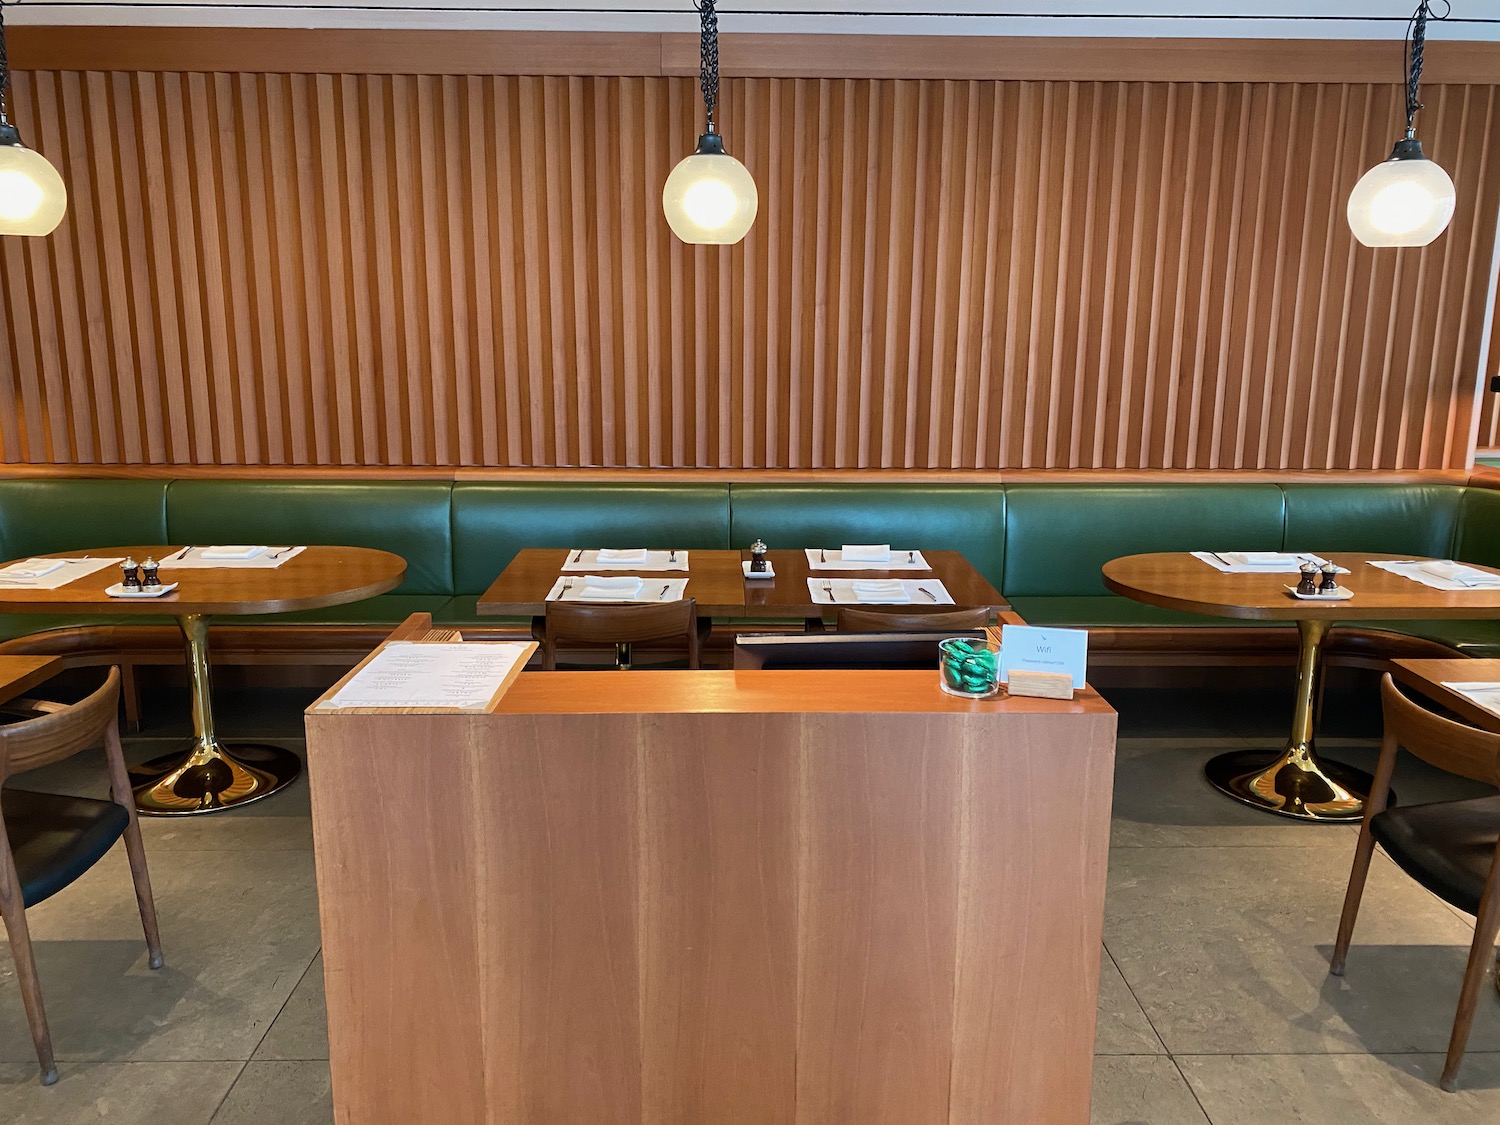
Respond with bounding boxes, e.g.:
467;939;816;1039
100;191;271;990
1;48;1498;469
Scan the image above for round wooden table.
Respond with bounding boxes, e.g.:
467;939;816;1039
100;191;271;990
1102;552;1500;821
0;546;405;815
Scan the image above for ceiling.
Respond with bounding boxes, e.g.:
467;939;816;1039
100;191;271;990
8;1;1499;39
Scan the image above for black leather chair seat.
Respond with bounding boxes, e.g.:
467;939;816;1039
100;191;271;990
2;788;129;909
1371;795;1500;917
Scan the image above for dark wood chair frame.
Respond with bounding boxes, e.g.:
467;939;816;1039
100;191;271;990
835;606;993;633
536;598;710;670
0;666;164;1085
1330;672;1500;1092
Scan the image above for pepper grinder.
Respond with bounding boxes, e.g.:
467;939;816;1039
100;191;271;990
749;538;768;574
121;558;142;590
140;557;161;589
1318;562;1340;594
1296;562;1319;596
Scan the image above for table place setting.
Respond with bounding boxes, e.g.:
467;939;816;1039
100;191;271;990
545;575;690;603
806;577;954;605
160;545;308;569
0;556;124;589
806;545;931;570
1193;551;1347;574
1368;559;1500;591
560;548;689;572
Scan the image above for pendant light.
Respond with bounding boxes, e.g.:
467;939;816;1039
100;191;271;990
662;0;757;245
0;0;65;236
1347;0;1454;248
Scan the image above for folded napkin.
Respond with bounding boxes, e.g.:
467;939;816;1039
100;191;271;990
852;579;911;604
596;548;649;564
1420;561;1500;586
1;558;66;579
201;545;267;560
842;544;892;563
1223;552;1300;568
582;574;644;595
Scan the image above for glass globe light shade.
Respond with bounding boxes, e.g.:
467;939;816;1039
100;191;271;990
0;128;67;237
662;134;757;245
1347;137;1455;248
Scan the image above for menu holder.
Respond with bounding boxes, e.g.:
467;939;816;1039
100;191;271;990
312;638;538;714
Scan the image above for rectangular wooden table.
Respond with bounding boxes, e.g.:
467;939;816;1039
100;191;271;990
1392;659;1500;733
476;548;1009;618
305;650;1115;1125
0;655;62;706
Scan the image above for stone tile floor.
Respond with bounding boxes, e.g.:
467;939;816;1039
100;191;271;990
1;682;1498;1124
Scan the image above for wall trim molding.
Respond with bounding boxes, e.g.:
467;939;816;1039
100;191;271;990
10;26;1500;84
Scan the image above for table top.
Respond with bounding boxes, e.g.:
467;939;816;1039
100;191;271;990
1391;659;1500;734
475;548;1009;618
0;547;407;616
1102;553;1500;622
0;655;62;705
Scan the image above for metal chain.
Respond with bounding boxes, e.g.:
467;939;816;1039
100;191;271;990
1404;0;1450;131
0;0;10;118
697;0;719;131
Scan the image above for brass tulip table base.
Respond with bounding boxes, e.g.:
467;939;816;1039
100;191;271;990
129;613;302;816
1202;618;1390;822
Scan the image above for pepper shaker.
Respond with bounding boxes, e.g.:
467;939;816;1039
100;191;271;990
121;558;142;590
1296;562;1320;596
749;538;768;574
1318;563;1340;594
140;556;161;589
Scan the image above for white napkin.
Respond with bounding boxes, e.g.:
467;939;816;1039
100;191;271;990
201;545;268;560
595;548;649;564
842;544;892;563
1223;552;1299;568
1;558;66;579
852;579;910;604
1420;561;1500;587
582;575;644;595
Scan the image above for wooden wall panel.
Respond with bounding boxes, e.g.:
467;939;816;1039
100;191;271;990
1;57;1498;470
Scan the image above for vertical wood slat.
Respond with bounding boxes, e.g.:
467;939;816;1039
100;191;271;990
0;68;1497;471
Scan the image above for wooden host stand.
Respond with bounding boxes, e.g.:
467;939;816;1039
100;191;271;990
304;615;1117;1125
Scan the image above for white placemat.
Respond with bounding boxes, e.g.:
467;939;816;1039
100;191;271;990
1367;560;1500;591
545;577;690;603
805;548;931;571
1193;551;1344;574
560;550;689;572
806;578;954;605
160;546;307;570
1441;682;1500;718
0;557;124;590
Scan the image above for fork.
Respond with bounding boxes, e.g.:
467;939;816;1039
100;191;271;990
658;583;671;600
558;578;574;600
571;549;584;564
823;580;834;603
820;548;827;563
170;545;195;562
668;549;677;564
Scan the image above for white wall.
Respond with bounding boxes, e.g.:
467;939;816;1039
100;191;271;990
9;0;1500;40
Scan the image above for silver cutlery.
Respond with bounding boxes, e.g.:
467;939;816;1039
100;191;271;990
1208;551;1230;567
658;583;671;599
918;586;937;602
170;545;195;561
908;550;915;564
268;546;295;560
820;548;827;562
668;549;677;564
823;580;834;603
571;549;584;564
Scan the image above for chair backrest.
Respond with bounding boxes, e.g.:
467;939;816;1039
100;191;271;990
542;599;701;669
0;667;121;785
1379;673;1500;787
836;606;992;633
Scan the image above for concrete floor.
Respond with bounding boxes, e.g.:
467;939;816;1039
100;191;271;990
1;680;1499;1124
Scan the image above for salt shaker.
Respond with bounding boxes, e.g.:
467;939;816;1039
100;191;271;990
140;556;161;589
1296;562;1319;596
749;538;769;574
121;558;142;590
1318;563;1339;594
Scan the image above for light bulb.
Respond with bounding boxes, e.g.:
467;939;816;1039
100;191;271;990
1347;137;1455;248
0;134;67;236
662;134;757;245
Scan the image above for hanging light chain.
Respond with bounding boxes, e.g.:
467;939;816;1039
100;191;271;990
1403;0;1450;134
697;0;719;133
0;0;11;124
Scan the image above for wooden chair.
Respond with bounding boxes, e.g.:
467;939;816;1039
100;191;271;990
835;606;992;633
0;667;164;1086
536;599;709;670
1330;672;1500;1091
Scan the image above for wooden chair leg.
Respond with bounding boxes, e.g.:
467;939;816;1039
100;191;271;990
1331;733;1399;976
1440;846;1500;1092
0;837;57;1085
103;717;164;969
120;663;142;734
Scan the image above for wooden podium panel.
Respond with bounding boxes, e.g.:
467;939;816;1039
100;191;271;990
305;670;1116;1125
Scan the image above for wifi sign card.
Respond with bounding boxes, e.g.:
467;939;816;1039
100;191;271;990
999;625;1089;690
